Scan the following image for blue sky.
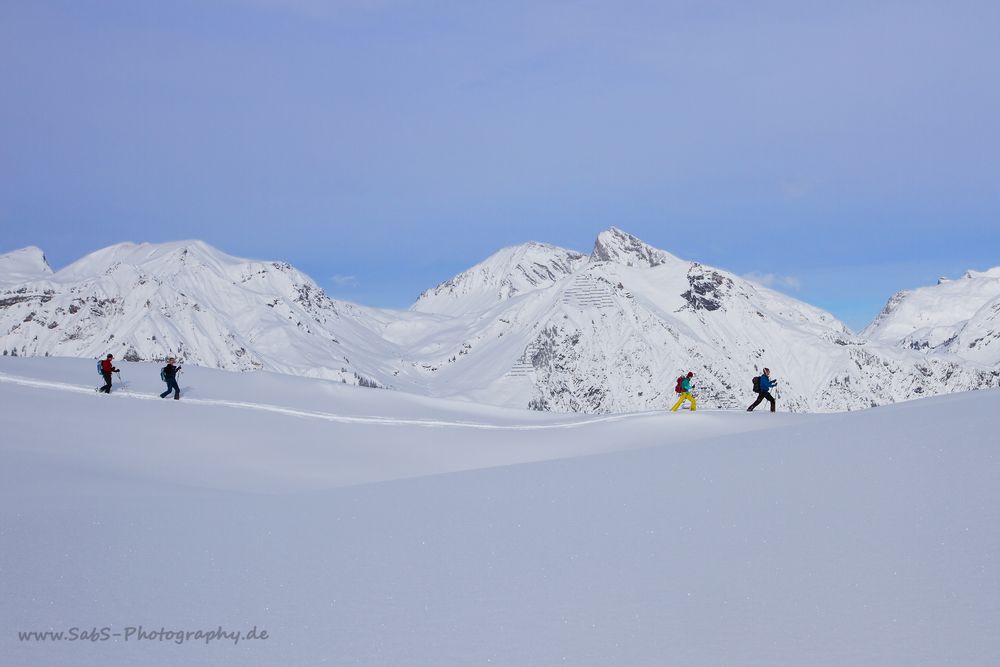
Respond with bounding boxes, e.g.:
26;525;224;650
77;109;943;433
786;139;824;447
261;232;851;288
2;0;998;331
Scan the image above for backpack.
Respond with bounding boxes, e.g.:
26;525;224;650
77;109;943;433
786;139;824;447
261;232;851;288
752;375;761;393
675;376;685;394
160;367;168;382
97;360;103;376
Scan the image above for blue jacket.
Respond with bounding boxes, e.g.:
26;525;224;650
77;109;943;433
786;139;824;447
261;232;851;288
759;374;775;391
681;377;692;392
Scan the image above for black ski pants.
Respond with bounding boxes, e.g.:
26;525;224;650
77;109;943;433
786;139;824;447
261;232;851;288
160;377;180;400
747;391;776;412
99;372;113;393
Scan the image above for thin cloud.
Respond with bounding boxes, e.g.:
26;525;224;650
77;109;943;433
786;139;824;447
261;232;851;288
743;272;802;291
330;274;360;288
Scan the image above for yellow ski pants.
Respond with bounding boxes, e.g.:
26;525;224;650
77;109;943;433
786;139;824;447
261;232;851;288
671;392;696;411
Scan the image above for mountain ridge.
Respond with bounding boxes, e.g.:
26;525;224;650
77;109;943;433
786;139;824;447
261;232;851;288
2;232;997;412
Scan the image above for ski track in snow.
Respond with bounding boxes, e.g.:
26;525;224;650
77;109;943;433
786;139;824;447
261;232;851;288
0;371;644;431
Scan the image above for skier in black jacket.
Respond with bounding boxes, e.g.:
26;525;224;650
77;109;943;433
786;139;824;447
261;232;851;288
159;357;181;400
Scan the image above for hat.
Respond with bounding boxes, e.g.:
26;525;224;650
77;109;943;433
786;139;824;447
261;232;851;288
687;371;694;377
763;367;770;374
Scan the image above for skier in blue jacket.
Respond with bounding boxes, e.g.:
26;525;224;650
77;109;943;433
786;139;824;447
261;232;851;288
747;367;778;412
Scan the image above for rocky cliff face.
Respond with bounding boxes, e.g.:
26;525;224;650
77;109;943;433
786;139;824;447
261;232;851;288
589;227;678;268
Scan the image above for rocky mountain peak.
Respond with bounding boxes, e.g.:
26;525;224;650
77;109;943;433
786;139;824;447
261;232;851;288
589;228;679;268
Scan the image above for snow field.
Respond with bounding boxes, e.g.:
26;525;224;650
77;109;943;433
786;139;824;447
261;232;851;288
1;357;998;666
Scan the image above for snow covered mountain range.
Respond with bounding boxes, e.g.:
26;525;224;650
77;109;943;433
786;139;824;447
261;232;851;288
1;229;997;412
863;267;1000;367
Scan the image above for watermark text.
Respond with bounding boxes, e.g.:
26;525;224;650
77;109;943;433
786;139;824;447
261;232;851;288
18;625;269;646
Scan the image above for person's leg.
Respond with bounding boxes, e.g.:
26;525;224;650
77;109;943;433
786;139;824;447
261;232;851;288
171;378;180;399
671;394;686;411
160;384;170;398
101;372;112;393
766;392;776;412
689;395;697;411
747;393;764;411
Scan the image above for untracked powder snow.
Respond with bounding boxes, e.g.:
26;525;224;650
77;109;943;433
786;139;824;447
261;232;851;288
2;357;998;666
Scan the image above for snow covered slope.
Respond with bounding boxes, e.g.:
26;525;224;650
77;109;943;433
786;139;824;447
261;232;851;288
412;241;587;316
864;267;1000;366
2;357;998;666
0;246;52;286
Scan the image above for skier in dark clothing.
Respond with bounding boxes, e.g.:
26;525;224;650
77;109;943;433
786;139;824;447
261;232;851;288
98;354;119;394
747;367;778;412
160;357;181;400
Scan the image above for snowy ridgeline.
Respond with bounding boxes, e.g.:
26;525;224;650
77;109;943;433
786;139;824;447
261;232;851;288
0;230;998;414
1;357;998;666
